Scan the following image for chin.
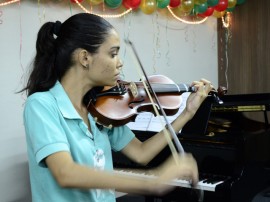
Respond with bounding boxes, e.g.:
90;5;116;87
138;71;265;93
104;80;117;87
112;79;119;85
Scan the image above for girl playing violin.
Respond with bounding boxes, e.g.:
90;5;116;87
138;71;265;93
22;13;214;202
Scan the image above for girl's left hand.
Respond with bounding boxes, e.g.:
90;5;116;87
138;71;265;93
185;78;213;117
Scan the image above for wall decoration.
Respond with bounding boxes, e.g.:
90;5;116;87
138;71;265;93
0;0;246;24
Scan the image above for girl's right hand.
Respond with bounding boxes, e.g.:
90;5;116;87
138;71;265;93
150;153;198;195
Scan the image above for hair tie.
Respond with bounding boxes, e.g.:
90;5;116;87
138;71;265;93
53;20;62;37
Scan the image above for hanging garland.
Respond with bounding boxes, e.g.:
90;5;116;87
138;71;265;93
0;0;246;23
71;0;246;18
0;0;19;7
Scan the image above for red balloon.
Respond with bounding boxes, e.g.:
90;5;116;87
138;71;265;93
169;0;181;8
123;0;141;8
200;6;214;16
206;6;215;16
214;0;228;11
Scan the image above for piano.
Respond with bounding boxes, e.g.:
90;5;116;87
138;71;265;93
113;93;270;202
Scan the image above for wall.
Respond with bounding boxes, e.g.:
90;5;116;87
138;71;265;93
0;1;217;201
217;0;270;123
218;0;270;94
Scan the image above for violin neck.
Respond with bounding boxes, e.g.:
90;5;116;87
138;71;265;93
152;83;195;94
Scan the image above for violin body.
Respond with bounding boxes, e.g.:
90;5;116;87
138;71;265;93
87;75;191;127
86;74;227;127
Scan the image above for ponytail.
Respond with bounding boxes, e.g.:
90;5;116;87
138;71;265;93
21;13;114;97
21;22;58;96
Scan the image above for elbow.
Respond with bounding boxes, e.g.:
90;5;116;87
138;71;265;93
132;149;153;166
139;159;150;166
52;166;74;188
133;156;151;166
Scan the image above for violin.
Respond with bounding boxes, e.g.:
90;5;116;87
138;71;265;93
85;74;227;128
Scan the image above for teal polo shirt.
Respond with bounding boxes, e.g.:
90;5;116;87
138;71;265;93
23;81;135;202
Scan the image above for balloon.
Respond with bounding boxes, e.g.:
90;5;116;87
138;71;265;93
199;6;214;16
173;6;191;16
89;0;103;5
213;10;225;18
195;0;207;4
207;0;218;6
228;0;236;8
169;0;181;8
157;0;170;8
214;0;228;12
140;0;156;14
105;0;122;8
226;6;235;12
236;0;245;5
180;0;194;12
123;0;141;8
194;2;208;13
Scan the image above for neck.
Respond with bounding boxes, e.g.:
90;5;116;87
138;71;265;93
61;75;91;111
150;83;193;94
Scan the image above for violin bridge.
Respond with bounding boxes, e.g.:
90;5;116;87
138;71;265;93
129;82;138;97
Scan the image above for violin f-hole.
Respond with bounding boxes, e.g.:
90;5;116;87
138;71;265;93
128;96;145;109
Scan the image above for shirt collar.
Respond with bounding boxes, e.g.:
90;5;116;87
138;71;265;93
49;81;81;119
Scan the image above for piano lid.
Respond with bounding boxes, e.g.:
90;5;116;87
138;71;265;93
211;93;270;112
181;93;270;136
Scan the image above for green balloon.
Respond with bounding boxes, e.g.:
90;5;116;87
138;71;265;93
207;0;218;7
105;0;122;8
237;0;246;5
194;2;208;13
226;6;235;12
157;0;170;8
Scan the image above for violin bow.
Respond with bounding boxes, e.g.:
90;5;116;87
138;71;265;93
124;39;184;154
124;39;204;201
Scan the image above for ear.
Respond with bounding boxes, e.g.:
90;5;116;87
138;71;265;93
78;49;91;69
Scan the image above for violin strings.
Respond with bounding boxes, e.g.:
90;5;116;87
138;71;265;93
139;77;180;163
125;39;182;164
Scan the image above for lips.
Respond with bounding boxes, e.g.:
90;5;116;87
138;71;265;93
115;73;121;80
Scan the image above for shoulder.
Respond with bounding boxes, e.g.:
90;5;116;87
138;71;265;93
25;81;62;107
23;91;64;132
24;91;58;116
26;91;55;106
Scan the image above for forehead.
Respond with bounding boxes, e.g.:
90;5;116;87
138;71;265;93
99;29;120;51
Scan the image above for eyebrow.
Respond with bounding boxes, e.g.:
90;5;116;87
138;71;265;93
110;46;120;51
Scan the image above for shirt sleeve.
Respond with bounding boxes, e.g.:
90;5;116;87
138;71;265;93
24;95;70;167
105;125;135;152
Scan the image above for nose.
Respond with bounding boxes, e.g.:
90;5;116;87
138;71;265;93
117;59;123;69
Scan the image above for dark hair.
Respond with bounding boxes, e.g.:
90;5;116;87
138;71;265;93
22;13;114;96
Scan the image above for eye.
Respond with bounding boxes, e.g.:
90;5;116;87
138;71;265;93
111;52;118;58
110;47;120;58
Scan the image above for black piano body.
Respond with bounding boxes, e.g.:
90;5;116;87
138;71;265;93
113;93;270;202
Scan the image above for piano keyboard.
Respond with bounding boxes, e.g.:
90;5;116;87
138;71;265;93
114;169;224;192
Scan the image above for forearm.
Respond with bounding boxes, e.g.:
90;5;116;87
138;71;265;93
167;108;193;134
46;152;157;194
57;162;155;194
138;109;193;164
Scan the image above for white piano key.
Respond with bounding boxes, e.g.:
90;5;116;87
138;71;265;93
114;169;224;192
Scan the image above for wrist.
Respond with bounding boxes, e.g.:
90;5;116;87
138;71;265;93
181;108;195;122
